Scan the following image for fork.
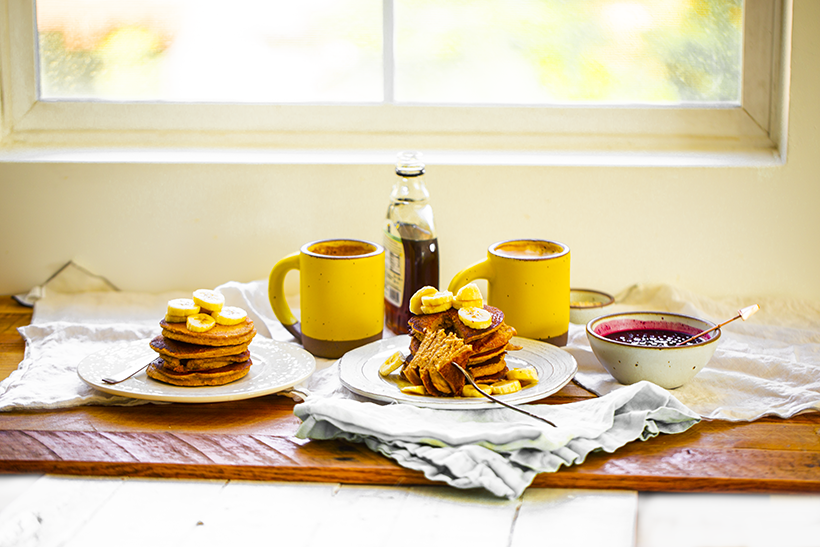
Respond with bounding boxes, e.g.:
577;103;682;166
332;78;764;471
452;363;556;427
101;361;149;384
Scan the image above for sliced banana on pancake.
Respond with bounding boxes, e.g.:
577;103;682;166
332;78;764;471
421;290;453;308
187;313;216;333
420;302;452;314
409;286;438;315
453;283;483;310
192;289;225;313
452;298;483;310
458;307;492;329
167;298;200;317
212;306;248;326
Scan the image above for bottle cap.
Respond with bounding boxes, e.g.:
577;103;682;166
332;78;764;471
396;151;425;177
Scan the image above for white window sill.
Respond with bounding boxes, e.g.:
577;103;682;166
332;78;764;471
0;145;786;168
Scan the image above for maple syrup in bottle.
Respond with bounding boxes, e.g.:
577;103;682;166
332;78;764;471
383;152;440;334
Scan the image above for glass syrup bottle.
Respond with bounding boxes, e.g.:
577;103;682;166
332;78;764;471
383;151;440;334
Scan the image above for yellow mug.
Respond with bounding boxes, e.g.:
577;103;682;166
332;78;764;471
269;239;385;358
448;239;571;346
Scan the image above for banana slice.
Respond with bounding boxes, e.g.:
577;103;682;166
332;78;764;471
187;313;216;333
458;306;492;329
420;302;452;314
409;286;438;315
400;385;428;396
454;283;483;309
507;367;539;385
211;306;248;326
379;351;404;376
192;289;225;313
491;379;522;395
421;290;453;308
164;313;187;323
455;283;482;302
167;298;200;317
452;298;483;310
462;384;493;398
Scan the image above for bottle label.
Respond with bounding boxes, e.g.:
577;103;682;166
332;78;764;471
383;230;404;306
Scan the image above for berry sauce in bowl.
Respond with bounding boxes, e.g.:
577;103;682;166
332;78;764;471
604;329;700;347
586;312;720;388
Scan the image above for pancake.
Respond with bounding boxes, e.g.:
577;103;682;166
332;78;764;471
160;318;256;347
409;329;471;397
469;323;517;354
468;353;507;378
146;357;252;386
160;350;251;373
467;343;512;365
402;303;525;397
408;306;505;343
150;335;250;360
472;365;509;384
409;319;515;356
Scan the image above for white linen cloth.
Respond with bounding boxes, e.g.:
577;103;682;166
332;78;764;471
0;264;302;411
1;266;818;497
2;267;819;419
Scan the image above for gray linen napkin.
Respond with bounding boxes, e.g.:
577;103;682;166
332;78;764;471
294;365;700;499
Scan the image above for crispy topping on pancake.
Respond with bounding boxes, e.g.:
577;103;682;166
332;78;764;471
400;299;526;397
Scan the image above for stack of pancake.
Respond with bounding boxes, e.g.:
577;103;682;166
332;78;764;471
147;312;257;387
401;305;521;397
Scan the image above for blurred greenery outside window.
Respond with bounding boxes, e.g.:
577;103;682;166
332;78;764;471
37;0;742;106
0;0;788;162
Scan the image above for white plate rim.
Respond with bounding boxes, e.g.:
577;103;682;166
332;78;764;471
339;335;577;409
77;337;316;403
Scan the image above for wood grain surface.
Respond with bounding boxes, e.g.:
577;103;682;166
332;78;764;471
1;296;818;492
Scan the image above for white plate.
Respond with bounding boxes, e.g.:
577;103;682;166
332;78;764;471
77;337;316;403
339;335;577;409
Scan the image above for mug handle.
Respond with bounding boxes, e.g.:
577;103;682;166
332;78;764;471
268;252;302;342
448;258;495;294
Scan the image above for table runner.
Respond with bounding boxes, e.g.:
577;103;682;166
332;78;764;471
2;265;819;420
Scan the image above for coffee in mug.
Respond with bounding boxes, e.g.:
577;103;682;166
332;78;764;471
269;239;385;358
449;239;570;345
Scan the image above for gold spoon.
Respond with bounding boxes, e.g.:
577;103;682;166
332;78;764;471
452;363;556;427
676;304;760;346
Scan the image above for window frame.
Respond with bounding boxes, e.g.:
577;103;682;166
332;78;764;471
0;0;792;166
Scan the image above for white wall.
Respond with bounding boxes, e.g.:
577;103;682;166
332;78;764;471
1;1;818;302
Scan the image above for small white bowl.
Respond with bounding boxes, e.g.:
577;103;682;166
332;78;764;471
570;288;615;325
586;311;720;389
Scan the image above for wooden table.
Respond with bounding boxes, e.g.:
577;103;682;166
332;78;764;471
1;296;819;493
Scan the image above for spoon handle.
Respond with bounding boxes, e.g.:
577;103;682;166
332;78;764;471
676;304;760;346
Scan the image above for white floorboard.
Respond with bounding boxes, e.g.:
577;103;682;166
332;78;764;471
3;476;820;547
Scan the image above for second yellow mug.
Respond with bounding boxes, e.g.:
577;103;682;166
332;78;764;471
448;239;571;346
269;239;385;359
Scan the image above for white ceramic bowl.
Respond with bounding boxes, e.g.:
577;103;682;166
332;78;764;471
586;311;720;389
570;288;615;325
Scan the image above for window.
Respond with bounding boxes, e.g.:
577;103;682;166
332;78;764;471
0;0;791;164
